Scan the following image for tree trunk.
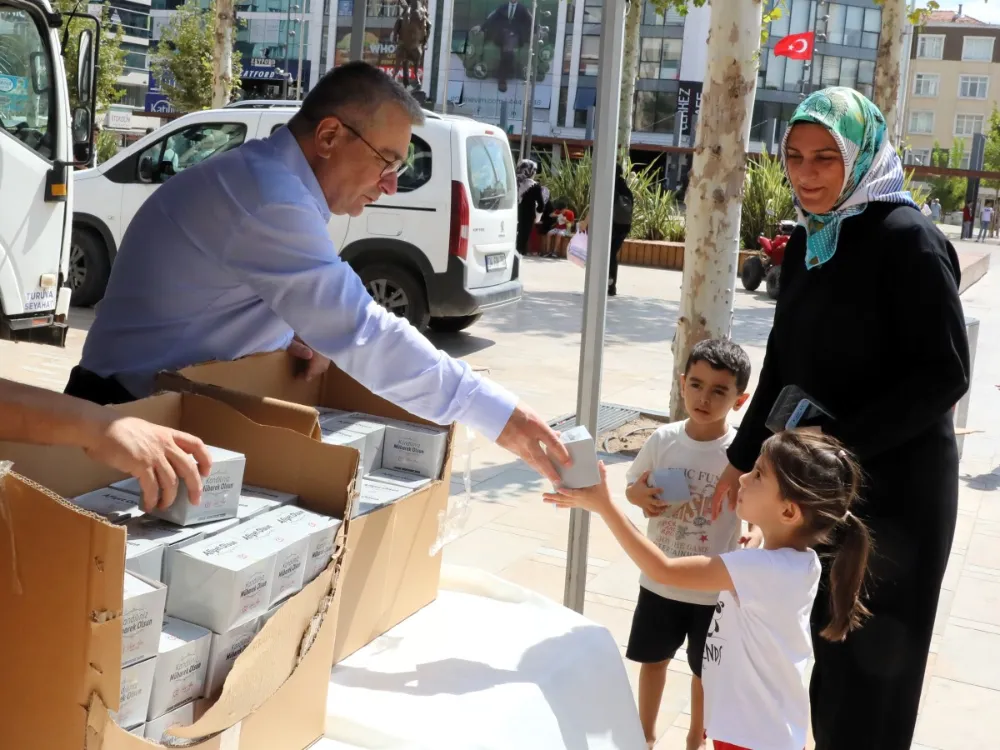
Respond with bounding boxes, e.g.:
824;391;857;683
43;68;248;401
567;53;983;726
669;0;763;421
212;0;235;109
873;0;906;139
617;0;643;160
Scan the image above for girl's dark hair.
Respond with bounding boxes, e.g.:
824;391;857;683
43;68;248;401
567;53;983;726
760;430;872;642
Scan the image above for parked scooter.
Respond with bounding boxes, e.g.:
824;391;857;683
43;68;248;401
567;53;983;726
741;219;796;300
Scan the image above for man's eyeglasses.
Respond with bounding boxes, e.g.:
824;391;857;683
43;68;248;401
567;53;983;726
339;120;408;179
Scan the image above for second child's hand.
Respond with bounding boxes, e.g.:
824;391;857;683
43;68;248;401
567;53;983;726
626;470;669;518
711;463;743;520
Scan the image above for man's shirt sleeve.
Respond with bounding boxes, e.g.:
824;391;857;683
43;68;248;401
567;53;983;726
221;202;517;441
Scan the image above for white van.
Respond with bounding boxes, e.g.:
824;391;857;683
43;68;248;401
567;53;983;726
72;106;522;332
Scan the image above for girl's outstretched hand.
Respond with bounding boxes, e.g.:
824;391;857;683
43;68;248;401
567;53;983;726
543;462;614;514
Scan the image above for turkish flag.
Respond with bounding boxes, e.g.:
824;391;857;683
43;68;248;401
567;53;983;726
774;31;815;60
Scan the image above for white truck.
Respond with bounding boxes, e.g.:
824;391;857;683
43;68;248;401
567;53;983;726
0;0;97;345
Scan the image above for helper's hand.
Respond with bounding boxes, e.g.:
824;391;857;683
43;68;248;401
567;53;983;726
711;463;743;520
289;336;331;382
543;462;613;513
739;524;764;549
626;471;669;518
496;402;571;484
83;417;213;512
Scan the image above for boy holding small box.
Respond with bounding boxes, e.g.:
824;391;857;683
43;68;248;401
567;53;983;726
624;339;751;750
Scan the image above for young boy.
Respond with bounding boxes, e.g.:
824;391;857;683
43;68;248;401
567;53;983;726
625;339;751;750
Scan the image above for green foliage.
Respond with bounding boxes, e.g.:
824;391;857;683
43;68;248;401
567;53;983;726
872;0;941;27
95;128;120;162
902;167;930;209
654;0;774;45
54;0;126;112
740;151;796;250
925;139;967;214
624;157;685;242
538;152;685;242
151;0;242;112
538;150;593;220
983;106;1000;195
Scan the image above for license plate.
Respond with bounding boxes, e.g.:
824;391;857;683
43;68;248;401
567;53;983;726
486;253;507;272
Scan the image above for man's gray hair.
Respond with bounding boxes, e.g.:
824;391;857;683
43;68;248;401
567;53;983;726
288;62;425;135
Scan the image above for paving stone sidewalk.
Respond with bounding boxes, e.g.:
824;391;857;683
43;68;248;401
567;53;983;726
1;245;995;749
439;251;999;750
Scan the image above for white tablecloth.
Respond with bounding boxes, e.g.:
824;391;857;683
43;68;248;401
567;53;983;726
317;565;645;750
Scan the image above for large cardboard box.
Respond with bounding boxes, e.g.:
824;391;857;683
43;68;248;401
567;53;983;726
158;351;455;663
0;392;358;750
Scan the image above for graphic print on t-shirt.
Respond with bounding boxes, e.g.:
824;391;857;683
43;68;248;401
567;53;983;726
650;467;722;559
703;599;727;668
626;422;740;605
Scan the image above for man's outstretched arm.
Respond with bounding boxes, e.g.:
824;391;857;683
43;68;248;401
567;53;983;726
0;378;213;511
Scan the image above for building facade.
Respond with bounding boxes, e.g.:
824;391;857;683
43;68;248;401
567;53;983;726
135;0;887;166
902;9;1000;170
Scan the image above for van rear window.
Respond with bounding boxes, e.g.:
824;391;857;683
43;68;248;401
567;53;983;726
466;136;515;211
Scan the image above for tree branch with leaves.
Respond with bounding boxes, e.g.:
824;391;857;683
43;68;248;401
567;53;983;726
151;0;242;113
54;0;126;113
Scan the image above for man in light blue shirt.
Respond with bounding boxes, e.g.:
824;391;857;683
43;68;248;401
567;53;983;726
67;62;568;479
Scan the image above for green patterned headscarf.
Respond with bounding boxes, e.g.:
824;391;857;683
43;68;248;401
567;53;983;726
781;87;917;269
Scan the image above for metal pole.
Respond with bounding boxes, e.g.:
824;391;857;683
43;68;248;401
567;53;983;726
563;0;626;614
439;0;454;113
284;0;292;75
295;8;306;97
350;0;366;62
519;0;539;161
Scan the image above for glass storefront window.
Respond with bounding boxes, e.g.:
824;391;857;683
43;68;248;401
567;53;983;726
642;0;683;25
579;35;599;75
767;0;790;37
638;37;681;80
839;57;859;89
633;90;676;134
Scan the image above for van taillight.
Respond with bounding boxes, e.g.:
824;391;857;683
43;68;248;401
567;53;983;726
450;180;470;260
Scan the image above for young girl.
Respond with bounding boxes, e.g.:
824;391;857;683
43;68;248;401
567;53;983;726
544;430;872;750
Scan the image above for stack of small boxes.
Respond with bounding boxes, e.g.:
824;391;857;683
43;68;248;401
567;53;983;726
71;447;340;741
316;410;449;518
73;408;446;741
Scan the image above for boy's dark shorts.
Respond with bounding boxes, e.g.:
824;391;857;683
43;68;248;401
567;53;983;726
626;586;716;678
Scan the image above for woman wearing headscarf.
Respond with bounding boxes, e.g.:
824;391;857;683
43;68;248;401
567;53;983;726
712;88;969;749
516;159;549;255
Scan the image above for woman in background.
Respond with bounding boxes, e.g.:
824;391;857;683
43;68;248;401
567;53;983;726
516;159;549;256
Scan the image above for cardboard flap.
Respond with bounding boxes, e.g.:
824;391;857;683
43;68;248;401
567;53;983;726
0;472;125;750
86;694;229;750
170;564;335;740
110;393;356;521
175;353;322;407
170;351;442;429
157;370;321;440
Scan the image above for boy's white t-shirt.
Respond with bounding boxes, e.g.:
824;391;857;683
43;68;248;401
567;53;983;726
983;206;994;222
626;420;740;605
703;547;821;750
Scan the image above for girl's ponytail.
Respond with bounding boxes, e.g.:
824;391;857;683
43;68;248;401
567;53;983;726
820;510;872;642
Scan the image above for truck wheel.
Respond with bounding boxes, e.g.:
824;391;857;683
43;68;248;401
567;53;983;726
359;263;430;331
428;314;482;333
69;228;111;307
741;256;765;291
766;265;781;300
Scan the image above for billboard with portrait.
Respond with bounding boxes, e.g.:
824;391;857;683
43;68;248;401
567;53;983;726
444;0;557;127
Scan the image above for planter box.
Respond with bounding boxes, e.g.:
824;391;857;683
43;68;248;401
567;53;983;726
620;239;755;272
532;233;754;271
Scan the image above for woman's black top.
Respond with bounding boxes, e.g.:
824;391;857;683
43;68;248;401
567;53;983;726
728;203;970;521
517;183;547;230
